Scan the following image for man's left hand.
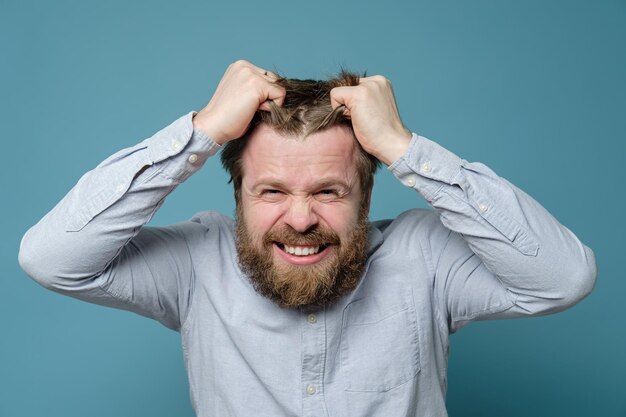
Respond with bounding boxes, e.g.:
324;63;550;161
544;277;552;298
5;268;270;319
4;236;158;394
330;75;412;166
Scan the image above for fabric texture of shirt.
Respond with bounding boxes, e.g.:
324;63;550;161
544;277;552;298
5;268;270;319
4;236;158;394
19;112;597;417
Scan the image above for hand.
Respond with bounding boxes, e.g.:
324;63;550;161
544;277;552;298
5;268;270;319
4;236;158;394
193;60;285;145
330;75;412;166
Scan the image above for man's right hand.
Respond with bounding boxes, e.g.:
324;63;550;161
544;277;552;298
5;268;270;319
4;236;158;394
193;60;285;145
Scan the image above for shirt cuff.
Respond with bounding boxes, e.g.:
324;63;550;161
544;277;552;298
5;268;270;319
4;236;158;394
148;111;221;183
388;133;463;202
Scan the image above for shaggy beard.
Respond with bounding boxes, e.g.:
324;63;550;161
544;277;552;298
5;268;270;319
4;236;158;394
235;205;370;309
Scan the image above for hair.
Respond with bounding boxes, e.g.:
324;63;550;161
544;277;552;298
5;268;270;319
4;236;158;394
220;70;380;202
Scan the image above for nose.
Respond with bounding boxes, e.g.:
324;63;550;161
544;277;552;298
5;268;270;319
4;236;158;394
283;198;319;233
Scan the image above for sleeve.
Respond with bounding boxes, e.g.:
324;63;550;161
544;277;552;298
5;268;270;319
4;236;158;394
18;112;221;331
388;134;597;333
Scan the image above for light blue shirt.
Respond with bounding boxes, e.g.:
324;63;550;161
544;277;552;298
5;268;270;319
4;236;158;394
19;112;597;417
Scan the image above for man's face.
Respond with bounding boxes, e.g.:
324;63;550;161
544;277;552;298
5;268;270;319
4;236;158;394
236;124;371;308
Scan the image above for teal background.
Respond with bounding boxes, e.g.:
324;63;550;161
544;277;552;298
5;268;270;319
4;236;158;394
1;0;624;416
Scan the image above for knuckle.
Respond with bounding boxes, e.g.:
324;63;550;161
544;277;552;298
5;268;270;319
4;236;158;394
240;66;256;79
232;59;249;68
371;74;390;86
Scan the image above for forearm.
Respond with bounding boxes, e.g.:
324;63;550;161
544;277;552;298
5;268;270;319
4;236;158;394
390;134;597;317
19;112;220;289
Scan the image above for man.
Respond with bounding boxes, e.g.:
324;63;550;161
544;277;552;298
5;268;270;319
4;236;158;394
19;60;597;417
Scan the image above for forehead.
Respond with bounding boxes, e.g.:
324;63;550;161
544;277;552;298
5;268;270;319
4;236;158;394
241;124;360;186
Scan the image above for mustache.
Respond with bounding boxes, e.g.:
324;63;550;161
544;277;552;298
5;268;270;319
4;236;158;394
263;225;341;246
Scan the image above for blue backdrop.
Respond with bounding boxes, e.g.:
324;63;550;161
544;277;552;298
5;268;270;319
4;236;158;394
1;1;624;416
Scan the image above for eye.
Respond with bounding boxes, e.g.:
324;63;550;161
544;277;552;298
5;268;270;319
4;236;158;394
260;189;285;201
315;189;340;202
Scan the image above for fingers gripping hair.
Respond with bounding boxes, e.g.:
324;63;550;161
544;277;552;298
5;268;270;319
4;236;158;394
259;69;361;137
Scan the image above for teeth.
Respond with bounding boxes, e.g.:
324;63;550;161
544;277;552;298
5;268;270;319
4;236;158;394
283;244;320;256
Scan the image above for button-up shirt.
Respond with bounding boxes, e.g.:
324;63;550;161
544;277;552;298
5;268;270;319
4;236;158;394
19;112;597;417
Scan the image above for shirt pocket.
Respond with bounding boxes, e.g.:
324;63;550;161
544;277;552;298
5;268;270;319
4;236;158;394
339;290;420;392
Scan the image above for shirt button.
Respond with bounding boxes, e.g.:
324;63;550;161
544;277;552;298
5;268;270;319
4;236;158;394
406;177;416;187
479;203;488;213
172;141;182;151
306;384;316;395
115;184;124;193
188;154;198;164
307;314;317;324
421;161;432;173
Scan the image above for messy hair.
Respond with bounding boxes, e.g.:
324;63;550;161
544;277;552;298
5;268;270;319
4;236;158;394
220;71;380;202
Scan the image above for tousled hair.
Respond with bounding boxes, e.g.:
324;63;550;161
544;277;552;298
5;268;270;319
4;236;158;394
220;70;380;202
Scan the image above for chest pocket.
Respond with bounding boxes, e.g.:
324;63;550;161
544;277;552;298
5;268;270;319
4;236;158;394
339;290;420;392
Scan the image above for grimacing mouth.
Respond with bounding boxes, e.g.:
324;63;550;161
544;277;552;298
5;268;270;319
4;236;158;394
274;242;331;256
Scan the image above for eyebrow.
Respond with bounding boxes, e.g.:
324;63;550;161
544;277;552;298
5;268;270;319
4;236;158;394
251;178;351;192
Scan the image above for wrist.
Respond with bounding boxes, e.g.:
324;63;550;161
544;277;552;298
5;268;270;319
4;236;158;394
375;129;412;166
192;112;228;145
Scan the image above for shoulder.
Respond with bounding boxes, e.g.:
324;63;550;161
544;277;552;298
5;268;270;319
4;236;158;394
189;210;235;230
150;211;237;262
146;211;234;248
184;211;236;240
370;208;452;256
373;208;447;237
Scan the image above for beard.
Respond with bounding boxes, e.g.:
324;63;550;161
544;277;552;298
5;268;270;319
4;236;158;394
235;204;370;309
